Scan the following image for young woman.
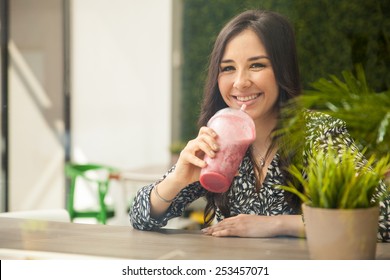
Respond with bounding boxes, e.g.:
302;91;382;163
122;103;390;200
129;10;389;241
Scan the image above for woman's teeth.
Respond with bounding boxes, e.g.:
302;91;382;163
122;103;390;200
236;94;259;102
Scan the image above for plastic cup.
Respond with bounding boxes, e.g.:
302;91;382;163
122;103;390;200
199;105;256;193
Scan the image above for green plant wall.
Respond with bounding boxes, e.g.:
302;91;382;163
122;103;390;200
180;0;390;141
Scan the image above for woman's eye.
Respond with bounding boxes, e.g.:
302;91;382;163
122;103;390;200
250;63;266;69
220;65;235;72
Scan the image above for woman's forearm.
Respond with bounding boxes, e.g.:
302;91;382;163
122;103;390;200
275;214;306;238
149;173;186;217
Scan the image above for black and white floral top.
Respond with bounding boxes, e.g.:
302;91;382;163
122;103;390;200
129;111;390;242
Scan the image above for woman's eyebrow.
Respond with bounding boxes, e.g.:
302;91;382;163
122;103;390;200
220;59;234;64
248;55;269;61
220;55;269;64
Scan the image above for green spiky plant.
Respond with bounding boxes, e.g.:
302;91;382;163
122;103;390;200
280;144;390;209
276;64;390;209
301;64;390;158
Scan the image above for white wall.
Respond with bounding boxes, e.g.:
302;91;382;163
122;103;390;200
9;0;65;211
71;0;172;170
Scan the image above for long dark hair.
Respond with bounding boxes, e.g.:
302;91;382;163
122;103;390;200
198;10;302;226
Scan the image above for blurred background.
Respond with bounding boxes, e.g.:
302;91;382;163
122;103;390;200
0;0;388;225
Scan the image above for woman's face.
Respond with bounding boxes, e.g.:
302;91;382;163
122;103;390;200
218;29;279;122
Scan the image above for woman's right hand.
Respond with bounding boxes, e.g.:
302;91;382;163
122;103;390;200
149;126;219;217
171;126;219;187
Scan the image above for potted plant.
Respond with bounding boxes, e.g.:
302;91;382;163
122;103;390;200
280;145;390;259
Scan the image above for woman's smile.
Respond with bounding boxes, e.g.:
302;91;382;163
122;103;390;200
233;92;263;105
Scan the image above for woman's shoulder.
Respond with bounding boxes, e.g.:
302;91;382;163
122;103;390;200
301;110;350;142
303;110;346;131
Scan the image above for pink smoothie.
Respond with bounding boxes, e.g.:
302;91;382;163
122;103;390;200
200;106;255;193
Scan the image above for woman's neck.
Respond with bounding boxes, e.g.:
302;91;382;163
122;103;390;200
252;111;278;154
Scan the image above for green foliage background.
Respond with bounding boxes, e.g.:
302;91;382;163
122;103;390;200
180;0;390;141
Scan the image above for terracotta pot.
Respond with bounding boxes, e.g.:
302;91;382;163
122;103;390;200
302;204;379;260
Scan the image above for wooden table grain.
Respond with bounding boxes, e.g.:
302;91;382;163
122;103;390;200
0;217;388;260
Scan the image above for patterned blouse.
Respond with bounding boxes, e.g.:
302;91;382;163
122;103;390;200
129;111;390;242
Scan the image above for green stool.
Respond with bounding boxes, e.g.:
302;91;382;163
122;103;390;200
65;163;118;224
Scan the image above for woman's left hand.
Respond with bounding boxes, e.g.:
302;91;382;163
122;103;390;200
202;214;305;238
201;214;281;238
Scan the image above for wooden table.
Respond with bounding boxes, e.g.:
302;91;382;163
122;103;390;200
0;217;389;260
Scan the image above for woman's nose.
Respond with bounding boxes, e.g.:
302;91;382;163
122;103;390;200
233;70;251;90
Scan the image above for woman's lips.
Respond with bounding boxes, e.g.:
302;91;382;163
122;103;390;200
233;93;263;107
235;93;261;102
